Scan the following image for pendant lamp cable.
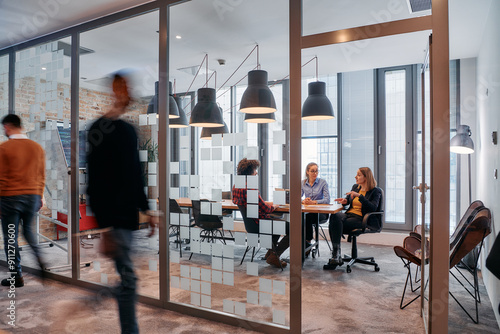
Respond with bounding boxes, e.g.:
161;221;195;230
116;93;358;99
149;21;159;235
270;56;317;88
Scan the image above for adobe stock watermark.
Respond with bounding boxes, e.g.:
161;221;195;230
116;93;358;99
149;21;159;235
6;0;73;47
213;0;243;21
6;223;18;327
339;0;406;64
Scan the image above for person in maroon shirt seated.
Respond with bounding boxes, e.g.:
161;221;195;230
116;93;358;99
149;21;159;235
232;158;289;268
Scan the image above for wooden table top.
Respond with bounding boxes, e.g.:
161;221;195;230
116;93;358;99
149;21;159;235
176;198;343;215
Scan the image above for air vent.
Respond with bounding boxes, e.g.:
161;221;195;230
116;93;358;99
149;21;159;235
56;41;95;57
407;0;431;13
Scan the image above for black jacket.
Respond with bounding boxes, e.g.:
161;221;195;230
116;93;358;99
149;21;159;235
87;117;149;230
344;184;383;231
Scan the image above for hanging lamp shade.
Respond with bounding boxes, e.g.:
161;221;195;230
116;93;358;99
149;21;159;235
240;70;276;114
450;125;474;154
190;87;224;127
201;118;229;139
169;96;189;128
302;81;335;120
147;81;180;118
244;112;276;123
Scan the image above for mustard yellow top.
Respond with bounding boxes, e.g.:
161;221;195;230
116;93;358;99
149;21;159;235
347;190;366;217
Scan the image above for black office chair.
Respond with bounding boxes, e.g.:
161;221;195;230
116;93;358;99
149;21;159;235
189;199;225;260
169;198;192;256
343;188;384;273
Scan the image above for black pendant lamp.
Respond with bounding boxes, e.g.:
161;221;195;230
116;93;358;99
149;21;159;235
302;81;334;120
244;112;276;123
147;81;180;118
190;87;224;127
240;70;276;114
169;96;189;128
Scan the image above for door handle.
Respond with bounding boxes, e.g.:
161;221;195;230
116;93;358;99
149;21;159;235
413;183;430;192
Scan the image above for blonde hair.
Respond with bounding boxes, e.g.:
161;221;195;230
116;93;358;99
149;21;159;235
303;162;318;185
359;167;377;191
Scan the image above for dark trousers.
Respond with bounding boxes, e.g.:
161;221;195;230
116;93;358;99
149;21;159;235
303;213;329;241
272;221;290;257
328;212;363;246
1;195;42;277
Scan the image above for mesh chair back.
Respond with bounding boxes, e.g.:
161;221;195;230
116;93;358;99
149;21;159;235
191;199;223;230
237;204;260;234
169;198;184;214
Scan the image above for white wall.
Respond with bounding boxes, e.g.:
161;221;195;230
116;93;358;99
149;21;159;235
476;0;500;326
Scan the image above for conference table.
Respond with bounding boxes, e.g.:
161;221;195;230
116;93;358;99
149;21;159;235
175;198;343;262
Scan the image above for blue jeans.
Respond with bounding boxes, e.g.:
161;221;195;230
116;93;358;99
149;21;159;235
1;195;42;277
110;228;138;334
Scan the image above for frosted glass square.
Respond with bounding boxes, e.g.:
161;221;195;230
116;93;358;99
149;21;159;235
247;262;259;276
148;162;157;174
223;258;234;272
235;132;246;146
190;188;200;200
181;278;190;291
57;180;63;190
247;175;258;189
259;278;272;293
222;133;234;146
247;147;259;159
223;272;234;286
273;220;286;235
191;228;201;240
148;260;157;272
260;234;273;249
148;114;157;125
46;160;51;170
212;133;222;146
201;295;211;308
139;114;148;126
247;290;258;305
170;251;180;263
139;150;148;162
201;201;211;214
51;170;57;179
223;216;234;230
212;148;222;160
201;242;211;255
93;261;100;272
170;276;180;289
223;299;234;313
273;160;286;175
212;270;223;284
235;232;246;245
170;161;179;174
200;148;211;160
259;292;272;307
201;281;211;295
201;268;211;281
191;280;200;293
191;267;200;280
148;237;156;248
212;243;223;257
273;310;286;325
247;204;258;219
101;273;108;284
212;189;222;201
190;292;200;306
180;175;190;187
247;233;258;247
190;175;200;188
170;213;180;225
223;161;234;174
235;302;246;317
223;245;234;258
180;226;190;240
211;202;222;215
180;265;190;278
148;175;156;186
212;256;223;271
234;175;246;189
148;199;157;211
191;241;200;254
273;280;286;295
180;135;189;148
247;190;258;204
180;148;189;160
259;220;272;234
273;130;286;145
273;191;286;205
180;213;190;226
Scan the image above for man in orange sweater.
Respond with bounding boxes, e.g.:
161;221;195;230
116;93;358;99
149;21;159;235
0;114;46;288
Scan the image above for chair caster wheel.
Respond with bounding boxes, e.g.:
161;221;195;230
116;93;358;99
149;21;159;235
375;266;380;272
346;266;352;273
371;258;375;263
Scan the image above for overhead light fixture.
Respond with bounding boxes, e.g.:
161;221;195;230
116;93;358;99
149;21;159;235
169;96;189;128
190;88;224;127
201;108;228;139
302;56;334;121
244;112;276;123
176;35;182;39
239;45;276;114
147;81;180;119
450;125;474;154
